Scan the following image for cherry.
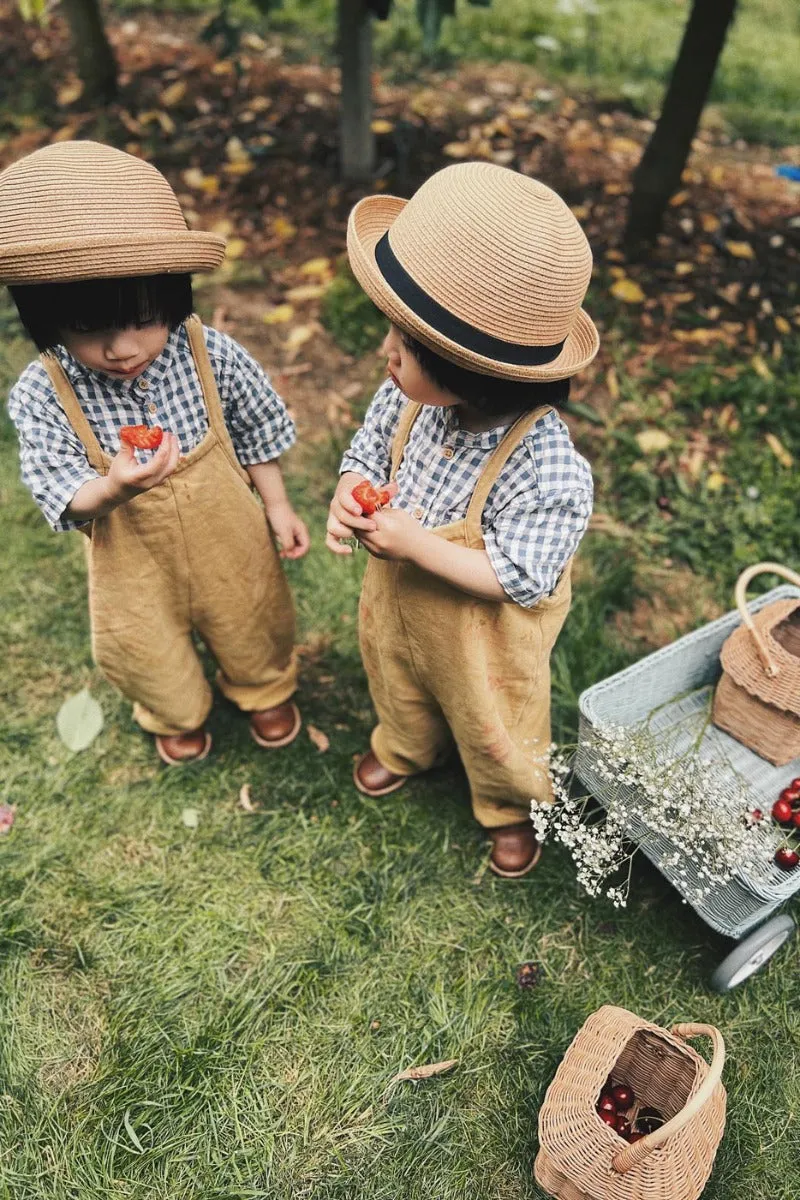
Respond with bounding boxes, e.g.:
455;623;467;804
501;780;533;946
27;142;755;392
597;1095;617;1116
790;778;800;792
614;1115;632;1138
779;786;800;807
792;811;800;829
611;1084;635;1110
636;1108;664;1134
771;798;794;825
775;847;800;871
598;1109;617;1127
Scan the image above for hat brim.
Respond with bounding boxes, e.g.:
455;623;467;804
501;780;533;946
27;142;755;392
348;193;599;382
0;230;227;286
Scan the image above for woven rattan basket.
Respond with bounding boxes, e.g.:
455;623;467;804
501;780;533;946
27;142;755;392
712;563;800;766
535;1006;726;1200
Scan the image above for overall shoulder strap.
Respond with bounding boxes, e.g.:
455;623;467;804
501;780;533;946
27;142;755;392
41;353;107;474
184;315;250;482
390;399;423;480
464;404;553;548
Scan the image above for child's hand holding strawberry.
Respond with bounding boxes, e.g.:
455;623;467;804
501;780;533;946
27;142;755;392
325;472;397;554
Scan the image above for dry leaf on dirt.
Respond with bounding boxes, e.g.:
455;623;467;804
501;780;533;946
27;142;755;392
263;304;295;325
750;354;773;381
0;805;17;836
225;238;248;260
238;784;260;813
726;240;755;259
391;1059;458;1084
160;80;187;106
57;78;84;106
610;278;645;304
635;429;672;454
307;725;330;753
765;433;794;469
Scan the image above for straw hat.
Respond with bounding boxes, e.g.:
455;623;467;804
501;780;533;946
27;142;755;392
0;141;226;285
347;162;599;381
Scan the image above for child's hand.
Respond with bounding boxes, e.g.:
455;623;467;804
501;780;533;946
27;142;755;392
326;472;395;555
356;506;426;563
106;433;181;503
266;501;311;559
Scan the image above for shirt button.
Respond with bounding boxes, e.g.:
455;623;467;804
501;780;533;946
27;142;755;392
442;446;454;459
413;507;424;519
137;378;150;391
147;402;157;415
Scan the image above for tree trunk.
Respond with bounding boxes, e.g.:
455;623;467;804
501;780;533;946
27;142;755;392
338;0;374;182
60;0;118;106
624;0;737;250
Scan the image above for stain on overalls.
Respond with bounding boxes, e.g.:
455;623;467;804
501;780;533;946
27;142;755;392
359;400;571;828
42;315;297;736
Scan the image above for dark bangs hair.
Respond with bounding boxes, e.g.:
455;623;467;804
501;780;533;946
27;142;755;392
9;273;193;351
401;332;570;414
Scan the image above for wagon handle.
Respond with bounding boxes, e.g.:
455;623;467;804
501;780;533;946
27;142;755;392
733;562;800;678
611;1023;725;1174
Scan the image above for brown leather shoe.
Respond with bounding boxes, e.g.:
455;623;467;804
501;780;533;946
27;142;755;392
249;702;301;748
353;749;409;797
488;823;541;878
155;728;212;766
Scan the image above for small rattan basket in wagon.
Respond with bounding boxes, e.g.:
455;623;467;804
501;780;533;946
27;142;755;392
575;569;800;991
535;1005;726;1200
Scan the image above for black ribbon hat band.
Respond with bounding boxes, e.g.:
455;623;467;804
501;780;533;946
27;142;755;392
374;231;566;367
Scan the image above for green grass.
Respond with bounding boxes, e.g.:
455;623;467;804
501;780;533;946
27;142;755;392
2;298;800;1198
125;0;800;146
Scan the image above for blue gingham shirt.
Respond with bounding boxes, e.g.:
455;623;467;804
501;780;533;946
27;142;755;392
7;322;295;532
341;379;593;608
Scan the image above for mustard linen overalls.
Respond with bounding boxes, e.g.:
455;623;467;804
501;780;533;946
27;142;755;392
41;316;297;736
359;400;572;828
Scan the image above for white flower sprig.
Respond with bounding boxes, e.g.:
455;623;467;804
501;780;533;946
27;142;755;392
531;723;768;908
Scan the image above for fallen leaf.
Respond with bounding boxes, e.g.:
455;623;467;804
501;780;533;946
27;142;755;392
443;141;472;159
285;283;328;303
263;304;295;325
0;805;16;836
700;212;720;233
765;433;793;469
225;237;248;260
635;429;672;454
299;257;333;278
181;807;199;829
750;354;773;381
57;689;103;752
775;316;791;335
284;324;316;352
272;216;298;241
674;262;694;276
57;78;84;106
160;80;187;106
238;784;259;812
307;725;330;753
706;471;726;492
516;961;544;988
610;278;645;304
371;118;394;134
669;190;689;207
726;240;755;259
392;1059;458;1084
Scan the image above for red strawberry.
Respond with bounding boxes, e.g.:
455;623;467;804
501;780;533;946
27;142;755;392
120;424;164;450
352;481;392;515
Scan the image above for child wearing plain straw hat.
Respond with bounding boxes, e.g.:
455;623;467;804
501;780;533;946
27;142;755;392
2;140;308;765
327;162;599;877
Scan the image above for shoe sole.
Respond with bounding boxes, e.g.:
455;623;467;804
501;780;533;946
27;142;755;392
352;756;410;797
249;703;302;749
488;840;542;878
156;731;212;767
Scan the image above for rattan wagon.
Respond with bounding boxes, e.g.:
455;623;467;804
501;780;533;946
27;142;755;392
574;578;800;991
535;1006;726;1200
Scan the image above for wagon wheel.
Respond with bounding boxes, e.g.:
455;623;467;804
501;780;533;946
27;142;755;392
710;913;796;992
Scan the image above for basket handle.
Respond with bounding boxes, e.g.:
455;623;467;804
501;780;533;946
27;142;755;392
611;1023;725;1174
733;562;800;678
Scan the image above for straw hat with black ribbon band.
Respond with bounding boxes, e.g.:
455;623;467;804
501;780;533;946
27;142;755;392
0;141;226;286
347;161;600;382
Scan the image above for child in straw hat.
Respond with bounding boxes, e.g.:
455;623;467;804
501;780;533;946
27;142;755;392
2;141;308;765
327;162;598;877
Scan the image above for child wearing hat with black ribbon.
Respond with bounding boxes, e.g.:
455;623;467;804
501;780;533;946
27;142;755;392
3;141;308;765
327;162;598;877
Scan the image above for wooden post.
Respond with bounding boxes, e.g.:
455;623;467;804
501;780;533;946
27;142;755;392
338;0;375;182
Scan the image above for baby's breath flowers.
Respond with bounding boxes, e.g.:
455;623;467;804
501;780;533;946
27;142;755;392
531;723;768;908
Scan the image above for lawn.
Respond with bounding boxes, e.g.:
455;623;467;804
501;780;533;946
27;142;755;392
1;266;800;1199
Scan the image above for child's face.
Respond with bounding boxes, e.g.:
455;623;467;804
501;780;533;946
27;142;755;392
382;325;458;408
60;323;170;380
